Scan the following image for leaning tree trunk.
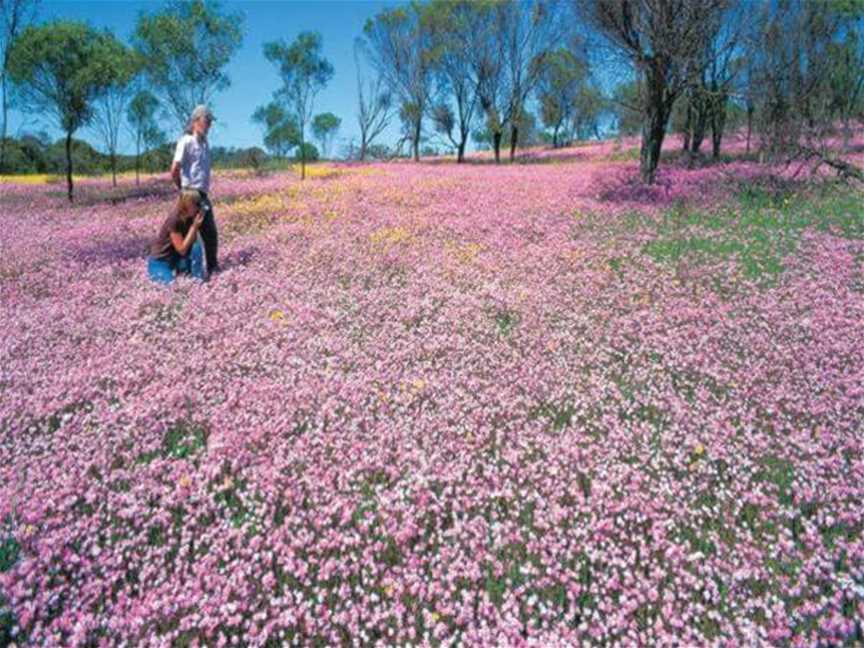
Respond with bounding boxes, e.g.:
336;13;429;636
640;109;667;184
711;96;727;159
640;67;672;185
300;125;306;180
493;130;502;164
682;99;691;152
135;132;141;186
509;124;518;162
0;75;7;173
690;101;707;155
65;130;74;203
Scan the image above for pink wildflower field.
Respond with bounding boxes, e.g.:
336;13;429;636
1;142;863;646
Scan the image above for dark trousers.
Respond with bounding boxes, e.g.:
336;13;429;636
197;191;219;273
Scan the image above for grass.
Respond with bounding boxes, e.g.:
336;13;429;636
643;183;864;281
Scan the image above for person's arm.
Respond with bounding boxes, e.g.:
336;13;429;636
170;162;182;190
169;212;204;256
170;137;185;190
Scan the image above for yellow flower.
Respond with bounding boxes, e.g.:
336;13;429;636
693;443;705;457
412;378;426;392
384;584;394;597
430;612;440;623
179;475;192;488
269;309;285;322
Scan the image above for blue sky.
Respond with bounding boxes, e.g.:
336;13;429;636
8;0;402;156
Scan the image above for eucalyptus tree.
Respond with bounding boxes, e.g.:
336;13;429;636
354;42;393;162
468;1;508;162
466;0;559;162
252;101;298;160
748;0;864;178
677;0;745;158
576;0;731;183
92;49;140;186
263;31;333;179
8;21;127;201
134;0;242;130
426;0;482;162
0;0;37;171
500;0;562;160
537;46;589;147
127;89;164;185
362;2;434;162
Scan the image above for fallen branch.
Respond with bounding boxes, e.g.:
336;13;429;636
796;146;864;183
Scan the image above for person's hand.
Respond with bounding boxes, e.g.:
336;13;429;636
193;211;204;228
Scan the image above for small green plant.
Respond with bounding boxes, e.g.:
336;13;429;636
494;309;519;337
643;183;864;283
0;536;20;572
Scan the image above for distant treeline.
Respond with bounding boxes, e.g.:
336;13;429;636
0;134;313;176
2;0;863;201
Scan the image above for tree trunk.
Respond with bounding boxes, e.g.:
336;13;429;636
413;118;421;162
493;130;502;164
682;99;691;152
111;151;117;187
457;139;466;163
509;124;518;162
359;134;367;162
690;104;707;155
65;130;74;203
711;97;726;159
639;82;670;185
135;132;141;186
0;74;7;173
552;124;559;149
300;126;306;180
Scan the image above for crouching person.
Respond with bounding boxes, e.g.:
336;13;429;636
147;191;207;284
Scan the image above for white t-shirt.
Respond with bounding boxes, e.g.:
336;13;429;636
173;133;211;193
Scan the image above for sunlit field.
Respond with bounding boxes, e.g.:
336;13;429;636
1;140;863;646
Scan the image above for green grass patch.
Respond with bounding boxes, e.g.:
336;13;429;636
493;309;519;337
643;184;864;281
136;420;208;465
0;536;20;572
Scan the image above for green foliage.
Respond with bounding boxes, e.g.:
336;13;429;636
0;536;20;572
264;32;333;103
8;21;125;133
311;112;340;158
252;101;299;158
493;309;519;337
537;47;595;145
293;142;319;163
134;0;243;128
0;594;19;647
474;111;541;150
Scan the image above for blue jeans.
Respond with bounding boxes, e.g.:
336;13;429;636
147;239;206;284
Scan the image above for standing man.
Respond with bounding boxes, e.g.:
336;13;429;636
171;105;219;275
